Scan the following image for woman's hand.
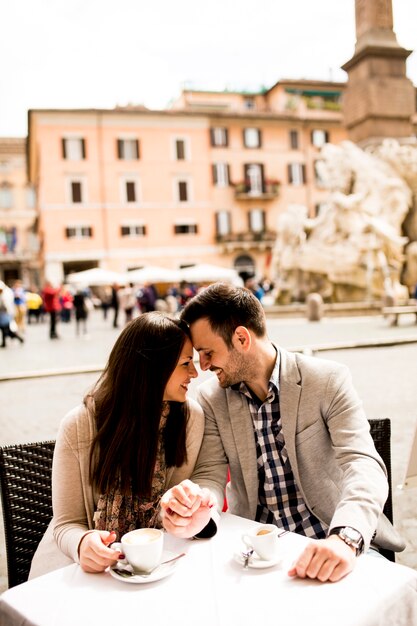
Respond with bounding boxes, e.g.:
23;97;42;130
160;479;216;538
79;530;122;573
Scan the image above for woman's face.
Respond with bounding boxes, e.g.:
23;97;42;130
163;337;198;402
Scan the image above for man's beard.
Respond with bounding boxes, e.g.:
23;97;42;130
212;348;252;388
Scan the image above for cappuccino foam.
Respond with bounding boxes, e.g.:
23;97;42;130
122;529;160;545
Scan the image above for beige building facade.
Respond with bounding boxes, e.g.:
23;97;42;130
27;80;348;285
0;138;39;285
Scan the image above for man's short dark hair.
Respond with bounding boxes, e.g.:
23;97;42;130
180;282;266;348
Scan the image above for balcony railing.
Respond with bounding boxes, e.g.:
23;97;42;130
216;230;276;250
234;181;280;200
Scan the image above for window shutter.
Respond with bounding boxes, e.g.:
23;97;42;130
126;181;136;202
257;130;262;148
224;129;229;147
260;163;265;190
325;131;329;143
212;164;218;184
179;181;188;202
310;130;314;145
261;210;266;231
135;140;140;159
65;227;71;238
243;129;247;147
210;129;215;147
302;164;306;184
81;139;86;159
62;139;67;159
117;140;123;159
226;164;230;185
287;164;293;184
71;182;82;203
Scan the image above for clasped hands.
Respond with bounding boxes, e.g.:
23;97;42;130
160;479;357;582
160;478;216;538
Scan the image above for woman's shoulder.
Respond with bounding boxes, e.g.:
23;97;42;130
58;402;95;441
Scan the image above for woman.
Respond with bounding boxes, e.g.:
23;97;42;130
30;312;203;577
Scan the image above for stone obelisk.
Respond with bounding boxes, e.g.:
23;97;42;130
342;0;414;144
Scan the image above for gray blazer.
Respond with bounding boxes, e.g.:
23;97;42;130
192;347;405;553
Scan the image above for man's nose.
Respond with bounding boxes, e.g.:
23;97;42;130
199;354;210;371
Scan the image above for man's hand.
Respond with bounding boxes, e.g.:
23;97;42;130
79;530;121;573
160;479;215;538
288;535;357;583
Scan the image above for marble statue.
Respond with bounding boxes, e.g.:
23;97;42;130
272;139;417;303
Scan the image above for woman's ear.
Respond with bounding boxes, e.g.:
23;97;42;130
232;326;251;352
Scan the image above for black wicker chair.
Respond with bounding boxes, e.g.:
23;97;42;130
0;440;55;588
368;418;395;562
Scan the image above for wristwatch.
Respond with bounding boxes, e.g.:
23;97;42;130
329;526;364;556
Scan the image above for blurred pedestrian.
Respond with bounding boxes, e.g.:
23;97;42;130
110;283;120;328
0;282;24;347
12;279;27;334
73;288;90;336
42;281;61;339
59;285;74;323
26;289;44;324
118;282;136;325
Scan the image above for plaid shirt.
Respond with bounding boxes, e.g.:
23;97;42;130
234;350;327;539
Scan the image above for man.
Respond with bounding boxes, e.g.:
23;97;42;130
161;283;405;582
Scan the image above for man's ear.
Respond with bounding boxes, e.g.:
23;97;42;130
232;326;251;352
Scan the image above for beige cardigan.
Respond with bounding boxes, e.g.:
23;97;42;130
29;398;204;579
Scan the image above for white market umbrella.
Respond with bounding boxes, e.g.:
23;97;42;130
126;265;182;284
66;267;128;286
179;264;243;285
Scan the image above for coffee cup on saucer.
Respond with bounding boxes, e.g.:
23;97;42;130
111;528;163;573
241;524;280;561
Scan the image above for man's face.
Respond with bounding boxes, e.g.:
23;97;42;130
190;318;249;388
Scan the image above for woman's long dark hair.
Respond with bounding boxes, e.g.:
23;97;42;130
87;312;191;497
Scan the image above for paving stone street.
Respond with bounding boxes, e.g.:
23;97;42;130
1;308;417;592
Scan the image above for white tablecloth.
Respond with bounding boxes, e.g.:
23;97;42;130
1;513;417;626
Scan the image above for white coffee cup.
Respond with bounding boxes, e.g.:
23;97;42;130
242;523;280;561
112;528;164;572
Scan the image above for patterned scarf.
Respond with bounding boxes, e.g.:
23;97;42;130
94;402;169;539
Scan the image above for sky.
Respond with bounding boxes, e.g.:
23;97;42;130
1;0;416;137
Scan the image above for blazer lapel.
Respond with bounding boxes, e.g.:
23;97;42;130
227;388;258;513
278;348;302;486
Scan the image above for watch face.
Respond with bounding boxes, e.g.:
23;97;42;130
341;528;362;543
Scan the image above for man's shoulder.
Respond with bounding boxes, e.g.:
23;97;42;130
280;347;349;382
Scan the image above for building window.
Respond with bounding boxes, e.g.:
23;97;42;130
178;180;189;202
248;209;265;233
243;128;261;148
65;226;93;239
314;160;326;186
174;222;198;234
288;163;306;185
289;130;299;150
125;180;137;203
311;129;329;148
216;211;231;236
0;184;12;209
70;181;83;203
62;137;86;160
210;127;228;147
244;163;264;194
212;163;230;187
117;138;140;160
173;136;191;161
121;224;146;237
244;97;255;110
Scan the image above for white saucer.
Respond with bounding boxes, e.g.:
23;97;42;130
109;550;180;584
233;550;282;569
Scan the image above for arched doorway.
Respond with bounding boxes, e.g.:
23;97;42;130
234;254;255;283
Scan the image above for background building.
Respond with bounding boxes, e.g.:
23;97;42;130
27;80;347;285
0;138;39;285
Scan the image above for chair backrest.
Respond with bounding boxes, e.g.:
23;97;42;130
368;418;395;562
0;440;55;588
